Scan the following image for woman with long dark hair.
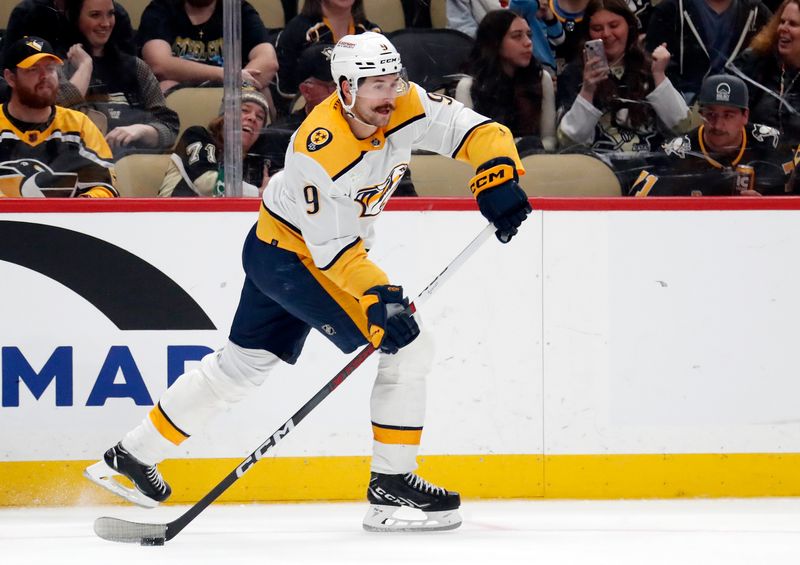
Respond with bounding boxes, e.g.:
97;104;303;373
735;0;800;147
58;0;178;157
275;0;380;106
556;0;691;152
455;9;556;151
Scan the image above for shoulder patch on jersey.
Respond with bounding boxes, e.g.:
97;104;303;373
307;128;333;152
662;135;691;158
751;123;780;148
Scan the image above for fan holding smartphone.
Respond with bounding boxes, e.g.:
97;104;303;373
556;0;692;152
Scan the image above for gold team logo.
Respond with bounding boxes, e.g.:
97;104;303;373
307;128;333;152
355;163;407;217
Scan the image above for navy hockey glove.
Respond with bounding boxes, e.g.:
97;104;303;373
471;157;532;243
361;285;420;354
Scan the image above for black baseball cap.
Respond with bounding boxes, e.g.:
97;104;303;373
698;74;749;109
3;36;63;72
296;44;334;83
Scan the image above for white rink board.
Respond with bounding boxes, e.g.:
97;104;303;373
543;210;800;454
4;206;800;463
0;210;543;461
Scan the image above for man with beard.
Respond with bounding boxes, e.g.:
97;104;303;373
0;37;117;198
136;0;278;96
85;32;531;532
629;74;794;196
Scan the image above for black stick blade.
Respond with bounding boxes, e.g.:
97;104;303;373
94;517;168;545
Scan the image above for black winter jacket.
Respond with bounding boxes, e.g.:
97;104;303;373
645;0;771;99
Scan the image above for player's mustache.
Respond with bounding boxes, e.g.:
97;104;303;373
375;104;395;112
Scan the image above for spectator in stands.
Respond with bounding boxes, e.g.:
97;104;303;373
543;0;590;71
510;0;565;76
455;9;557;151
159;88;270;197
276;0;380;110
57;0;179;158
136;0;278;96
734;0;800;148
645;0;772;103
446;0;506;38
0;37;117;197
630;74;793;195
271;43;336;132
557;0;692;152
2;0;134;66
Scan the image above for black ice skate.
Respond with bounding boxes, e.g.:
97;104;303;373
83;443;171;508
363;471;462;532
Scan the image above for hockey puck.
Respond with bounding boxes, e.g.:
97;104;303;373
140;537;165;546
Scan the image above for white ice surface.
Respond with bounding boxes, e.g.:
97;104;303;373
3;499;800;564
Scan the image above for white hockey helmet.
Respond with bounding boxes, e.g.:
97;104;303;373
330;31;407;112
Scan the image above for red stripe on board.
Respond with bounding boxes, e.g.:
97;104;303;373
3;197;800;213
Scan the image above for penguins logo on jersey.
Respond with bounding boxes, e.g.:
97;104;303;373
355;163;407;217
307;128;333;152
751;124;779;148
663;136;691;159
0;159;78;198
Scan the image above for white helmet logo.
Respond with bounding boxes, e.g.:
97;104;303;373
715;83;731;102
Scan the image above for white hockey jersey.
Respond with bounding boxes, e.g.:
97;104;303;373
257;83;523;299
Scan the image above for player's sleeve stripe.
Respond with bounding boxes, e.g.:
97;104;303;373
450;119;493;159
384;113;426;138
372;422;423;445
265;203;302;235
319;237;361;271
331;152;366;181
148;402;190;445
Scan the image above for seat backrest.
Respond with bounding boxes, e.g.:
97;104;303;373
123;0;150;29
364;0;406;32
429;0;447;28
387;28;474;92
519;154;622;197
166;87;223;138
409;153;473;197
115;153;172;197
248;0;286;28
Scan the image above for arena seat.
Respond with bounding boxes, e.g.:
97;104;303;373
364;0;406;32
409;153;473;197
388;28;473;92
248;0;287;28
519;154;622;196
409;153;622;197
115;153;172;197
430;0;447;28
165;86;223;138
122;0;149;29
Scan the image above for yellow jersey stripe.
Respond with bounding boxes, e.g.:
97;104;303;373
372;423;424;445
298;254;370;338
148;402;189;446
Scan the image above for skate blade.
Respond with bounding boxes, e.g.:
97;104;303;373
83;460;159;509
362;504;462;532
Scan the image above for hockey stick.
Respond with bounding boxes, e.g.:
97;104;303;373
94;221;498;545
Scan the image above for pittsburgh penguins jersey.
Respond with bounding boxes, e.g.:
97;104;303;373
629;123;793;197
0;104;117;197
257;83;523;299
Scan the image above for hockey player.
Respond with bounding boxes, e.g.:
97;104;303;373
630;74;794;196
85;31;531;531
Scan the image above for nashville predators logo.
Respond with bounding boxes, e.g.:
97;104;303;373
0;159;78;197
354;164;407;217
307;128;333;152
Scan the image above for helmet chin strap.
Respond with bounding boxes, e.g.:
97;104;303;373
339;87;380;129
